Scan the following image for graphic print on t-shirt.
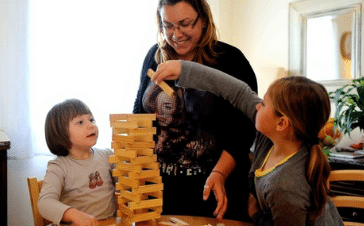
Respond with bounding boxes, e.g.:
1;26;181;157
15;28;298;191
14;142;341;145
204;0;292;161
143;83;217;174
89;171;103;189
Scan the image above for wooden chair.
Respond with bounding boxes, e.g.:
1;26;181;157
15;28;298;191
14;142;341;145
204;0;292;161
27;177;120;226
27;177;53;226
329;170;364;226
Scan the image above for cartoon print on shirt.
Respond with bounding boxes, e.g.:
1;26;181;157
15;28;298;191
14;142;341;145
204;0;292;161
89;173;97;189
89;171;104;189
143;83;217;172
95;171;103;186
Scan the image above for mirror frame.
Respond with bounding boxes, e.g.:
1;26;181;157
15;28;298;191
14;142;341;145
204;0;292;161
289;0;364;86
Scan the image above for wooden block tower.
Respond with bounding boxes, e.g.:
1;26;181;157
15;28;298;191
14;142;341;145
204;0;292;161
109;114;163;226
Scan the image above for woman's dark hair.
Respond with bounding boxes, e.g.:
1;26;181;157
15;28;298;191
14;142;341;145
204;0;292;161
45;99;92;156
155;0;219;65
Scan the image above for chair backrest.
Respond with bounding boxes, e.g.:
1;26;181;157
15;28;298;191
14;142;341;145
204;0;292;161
329;170;364;226
27;177;52;226
28;177;120;226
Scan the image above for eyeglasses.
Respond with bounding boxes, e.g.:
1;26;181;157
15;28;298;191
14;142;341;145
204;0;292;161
161;15;200;35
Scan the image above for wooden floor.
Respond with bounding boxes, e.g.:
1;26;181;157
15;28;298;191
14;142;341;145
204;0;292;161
8;155;54;226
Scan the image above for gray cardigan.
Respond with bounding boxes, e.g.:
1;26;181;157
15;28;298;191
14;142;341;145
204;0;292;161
177;61;343;226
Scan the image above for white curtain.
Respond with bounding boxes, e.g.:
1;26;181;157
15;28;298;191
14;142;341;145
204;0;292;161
0;0;158;158
0;0;32;159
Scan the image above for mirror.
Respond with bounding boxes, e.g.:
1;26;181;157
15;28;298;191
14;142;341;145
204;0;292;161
289;0;364;86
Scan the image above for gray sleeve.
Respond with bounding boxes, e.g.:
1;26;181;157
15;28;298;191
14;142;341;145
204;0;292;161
38;161;71;225
268;189;310;225
178;60;262;123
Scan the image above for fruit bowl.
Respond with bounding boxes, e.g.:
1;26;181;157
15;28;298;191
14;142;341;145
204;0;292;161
318;118;342;150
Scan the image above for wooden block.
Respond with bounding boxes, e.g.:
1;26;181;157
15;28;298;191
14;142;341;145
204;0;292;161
113;128;130;135
114;149;137;159
118;204;134;217
113;135;134;143
133;134;154;142
169;217;189;226
142;176;162;184
118;176;139;188
121;190;142;203
129;127;157;135
110;114;129;122
129;198;163;210
147;69;174;97
136;219;157;226
112;142;126;149
144;191;163;199
113;142;155;150
133;183;164;194
116;164;142;172
113;169;129;177
141;162;159;170
118;215;134;226
126;142;155;149
111;120;138;129
137;120;154;128
130;155;157;165
159;221;178;226
127;114;156;121
116;182;130;191
133;149;154;157
130;211;161;223
129;169;160;180
109;155;129;164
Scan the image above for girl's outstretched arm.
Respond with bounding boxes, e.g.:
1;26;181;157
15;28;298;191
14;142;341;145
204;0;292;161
153;60;262;123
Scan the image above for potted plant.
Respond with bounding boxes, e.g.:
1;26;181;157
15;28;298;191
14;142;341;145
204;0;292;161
329;77;364;140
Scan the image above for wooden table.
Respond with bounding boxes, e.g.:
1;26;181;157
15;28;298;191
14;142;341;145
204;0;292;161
97;215;254;226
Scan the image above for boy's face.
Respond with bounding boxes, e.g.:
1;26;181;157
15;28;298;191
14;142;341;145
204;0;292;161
68;114;98;151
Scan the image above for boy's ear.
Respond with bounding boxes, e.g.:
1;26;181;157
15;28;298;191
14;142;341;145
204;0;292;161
276;116;290;131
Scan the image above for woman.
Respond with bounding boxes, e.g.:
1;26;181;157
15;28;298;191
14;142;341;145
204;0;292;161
133;0;257;221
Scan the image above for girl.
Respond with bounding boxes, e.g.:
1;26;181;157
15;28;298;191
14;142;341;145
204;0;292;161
134;0;257;220
151;60;344;225
38;99;116;226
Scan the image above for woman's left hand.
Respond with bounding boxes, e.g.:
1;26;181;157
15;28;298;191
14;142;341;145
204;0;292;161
203;171;228;220
153;60;182;84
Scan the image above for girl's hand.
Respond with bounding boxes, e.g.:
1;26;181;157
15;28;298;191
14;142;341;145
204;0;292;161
63;208;99;226
203;171;228;220
248;193;260;218
152;60;182;84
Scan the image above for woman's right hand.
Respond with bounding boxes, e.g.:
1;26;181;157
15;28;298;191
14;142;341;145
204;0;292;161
152;60;182;84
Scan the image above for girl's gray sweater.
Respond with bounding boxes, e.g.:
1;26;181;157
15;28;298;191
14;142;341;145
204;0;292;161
177;60;343;226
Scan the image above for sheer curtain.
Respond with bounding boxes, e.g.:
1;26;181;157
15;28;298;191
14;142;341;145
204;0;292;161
29;0;158;155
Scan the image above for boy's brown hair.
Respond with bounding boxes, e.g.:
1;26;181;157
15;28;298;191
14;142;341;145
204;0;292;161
45;99;92;156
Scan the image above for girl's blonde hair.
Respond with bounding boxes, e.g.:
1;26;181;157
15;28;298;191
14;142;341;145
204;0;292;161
268;76;331;220
155;0;219;65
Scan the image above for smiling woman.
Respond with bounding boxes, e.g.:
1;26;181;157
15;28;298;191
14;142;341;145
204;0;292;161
28;0;159;156
133;0;258;221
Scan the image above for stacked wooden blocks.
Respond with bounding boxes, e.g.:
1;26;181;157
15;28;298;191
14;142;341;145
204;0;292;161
109;114;163;226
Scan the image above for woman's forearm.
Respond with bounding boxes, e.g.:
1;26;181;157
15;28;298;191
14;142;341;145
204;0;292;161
212;150;236;178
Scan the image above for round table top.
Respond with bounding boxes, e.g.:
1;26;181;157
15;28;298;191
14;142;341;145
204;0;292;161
97;215;254;226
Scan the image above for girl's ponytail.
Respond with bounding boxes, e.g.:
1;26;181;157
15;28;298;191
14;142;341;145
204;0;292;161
306;143;331;220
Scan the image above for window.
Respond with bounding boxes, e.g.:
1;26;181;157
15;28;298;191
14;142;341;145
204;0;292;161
29;0;158;155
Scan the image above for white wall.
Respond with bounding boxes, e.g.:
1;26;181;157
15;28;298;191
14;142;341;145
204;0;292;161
211;0;362;145
211;0;292;97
